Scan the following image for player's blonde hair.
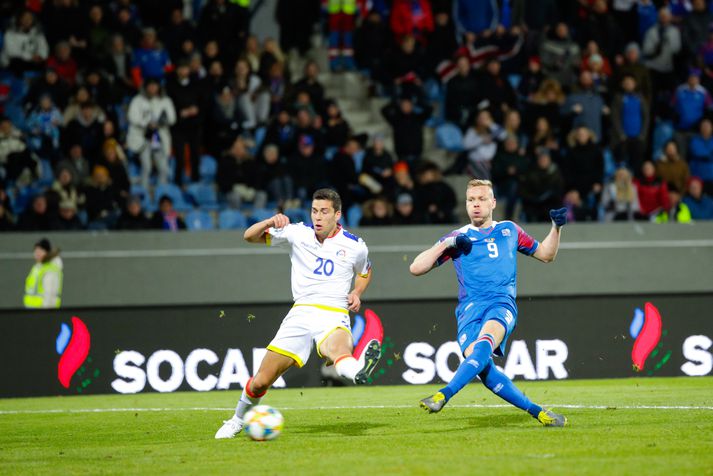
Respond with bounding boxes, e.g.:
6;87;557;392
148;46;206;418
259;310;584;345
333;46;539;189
467;179;493;190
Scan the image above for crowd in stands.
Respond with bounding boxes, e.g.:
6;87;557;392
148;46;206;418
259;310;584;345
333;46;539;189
2;0;713;233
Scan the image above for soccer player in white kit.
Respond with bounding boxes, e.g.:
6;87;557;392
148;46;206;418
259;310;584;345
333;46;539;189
215;188;382;439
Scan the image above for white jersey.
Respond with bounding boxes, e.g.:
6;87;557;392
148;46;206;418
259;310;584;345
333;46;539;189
267;223;371;309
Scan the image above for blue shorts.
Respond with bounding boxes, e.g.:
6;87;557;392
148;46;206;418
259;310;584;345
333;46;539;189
456;303;517;358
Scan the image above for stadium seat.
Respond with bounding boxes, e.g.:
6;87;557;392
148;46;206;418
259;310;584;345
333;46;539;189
153;183;191;212
347;204;362;227
199;155;217;183
129;184;152;210
35;159;54;187
436;122;464;152
284;208;309;223
185;209;215;231
185;183;220;210
218;209;247;230
247;207;275;226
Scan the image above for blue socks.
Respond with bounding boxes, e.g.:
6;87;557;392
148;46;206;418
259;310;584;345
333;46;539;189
479;359;542;418
438;333;542;418
439;334;496;401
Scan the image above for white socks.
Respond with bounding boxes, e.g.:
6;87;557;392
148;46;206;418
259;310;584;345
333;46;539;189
334;355;362;382
235;378;264;420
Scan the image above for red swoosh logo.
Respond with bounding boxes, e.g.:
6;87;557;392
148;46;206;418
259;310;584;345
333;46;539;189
631;302;662;372
58;317;91;388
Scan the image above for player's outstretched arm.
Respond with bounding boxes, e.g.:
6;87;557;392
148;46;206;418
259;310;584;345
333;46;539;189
243;213;290;243
410;234;471;276
533;208;566;263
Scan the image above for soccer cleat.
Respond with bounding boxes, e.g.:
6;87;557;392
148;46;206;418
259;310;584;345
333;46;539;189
537;408;568;427
354;339;381;384
214;415;243;439
419;392;447;413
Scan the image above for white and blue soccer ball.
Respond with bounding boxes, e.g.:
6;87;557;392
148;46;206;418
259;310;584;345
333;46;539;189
244;405;284;441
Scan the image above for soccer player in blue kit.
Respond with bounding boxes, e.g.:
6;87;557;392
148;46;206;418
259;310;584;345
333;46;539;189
410;179;568;427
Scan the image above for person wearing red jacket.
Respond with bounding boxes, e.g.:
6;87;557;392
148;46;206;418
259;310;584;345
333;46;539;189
634;161;670;219
390;0;434;46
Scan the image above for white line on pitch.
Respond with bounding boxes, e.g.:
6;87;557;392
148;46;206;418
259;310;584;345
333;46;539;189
1;403;712;415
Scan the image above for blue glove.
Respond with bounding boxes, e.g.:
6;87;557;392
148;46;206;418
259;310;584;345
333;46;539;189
549;208;568;228
445;233;472;255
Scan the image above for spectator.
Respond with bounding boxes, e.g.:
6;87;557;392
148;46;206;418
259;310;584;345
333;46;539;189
602;167;641;221
57;144;90;186
656;141;690;194
323;100;351;149
393;160;416;198
126;78;176;190
562;70;609;144
518;56;546;101
682;0;711;61
243;35;262;73
291;61;326;114
413;161;456;224
230;58;268;130
479;58;517;123
634;161;670;220
578;0;624;60
18;194;55;231
82;68;113;112
392;191;421;224
23;238;63;309
1;10;49;76
198;0;248;69
100;139;130;205
327;0;359;70
103;35;134;98
112;6;142;49
563;127;604;200
689;118;713;187
328;137;363;213
131;28;172;87
85;4;111;65
25;67;71;112
655;190;692;223
611;74;650;171
563;189;597;222
643;7;682;115
150;195;186;231
52;200;84;230
276;0;320;57
217;136;266;209
49;166;84;213
613;43;652;103
62;85;93;125
0;116;36;183
116;195;151;230
255;144;294;208
672;69;712;158
161;8;197;62
426;11;458;74
391;0;434;46
64;101;104;163
492;135;529;220
208;85;244;156
444;55;480;131
381;96;432;163
539;22;580;91
462;109;507;179
264;109;297;158
360;196;394;226
453;0;497;38
387;35;429;102
683;177;713;219
503;110;527;152
361;134;396;198
520;149;564;222
525;78;565;137
354;10;390;87
581;50;610;98
27;95;63;163
82;165;119;229
167;60;205;186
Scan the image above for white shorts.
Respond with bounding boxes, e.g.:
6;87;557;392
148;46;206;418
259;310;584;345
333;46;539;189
267;304;352;367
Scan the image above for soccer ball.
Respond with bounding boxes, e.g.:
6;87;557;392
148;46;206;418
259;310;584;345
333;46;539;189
244;405;284;441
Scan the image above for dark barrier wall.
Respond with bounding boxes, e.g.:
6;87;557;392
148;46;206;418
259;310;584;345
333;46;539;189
2;294;712;397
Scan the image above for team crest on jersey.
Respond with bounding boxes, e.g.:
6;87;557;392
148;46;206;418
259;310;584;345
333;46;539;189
485;238;495;243
336;249;347;258
501;229;511;237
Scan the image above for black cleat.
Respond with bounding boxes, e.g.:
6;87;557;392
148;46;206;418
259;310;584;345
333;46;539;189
354;339;381;384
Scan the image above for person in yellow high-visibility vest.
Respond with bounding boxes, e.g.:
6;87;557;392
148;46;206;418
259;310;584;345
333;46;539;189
327;0;360;71
24;238;63;309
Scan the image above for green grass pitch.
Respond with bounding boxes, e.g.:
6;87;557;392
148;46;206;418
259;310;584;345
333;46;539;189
1;377;712;475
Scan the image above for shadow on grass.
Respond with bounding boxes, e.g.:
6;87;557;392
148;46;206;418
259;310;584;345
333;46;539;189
290;422;388;436
448;412;531;429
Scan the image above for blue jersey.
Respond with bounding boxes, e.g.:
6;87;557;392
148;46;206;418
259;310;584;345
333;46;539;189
437;221;539;329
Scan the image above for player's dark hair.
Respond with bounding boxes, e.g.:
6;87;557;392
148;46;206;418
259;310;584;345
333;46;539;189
312;188;342;212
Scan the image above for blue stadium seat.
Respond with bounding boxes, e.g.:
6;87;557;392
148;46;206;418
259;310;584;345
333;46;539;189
35;159;54;187
347;204;362;227
185;210;215;231
247;207;275;226
153;183;191;212
199;155;217;183
284;208;309;223
129;184;152;210
218;209;247;230
436;122;464;152
185;183;220;210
